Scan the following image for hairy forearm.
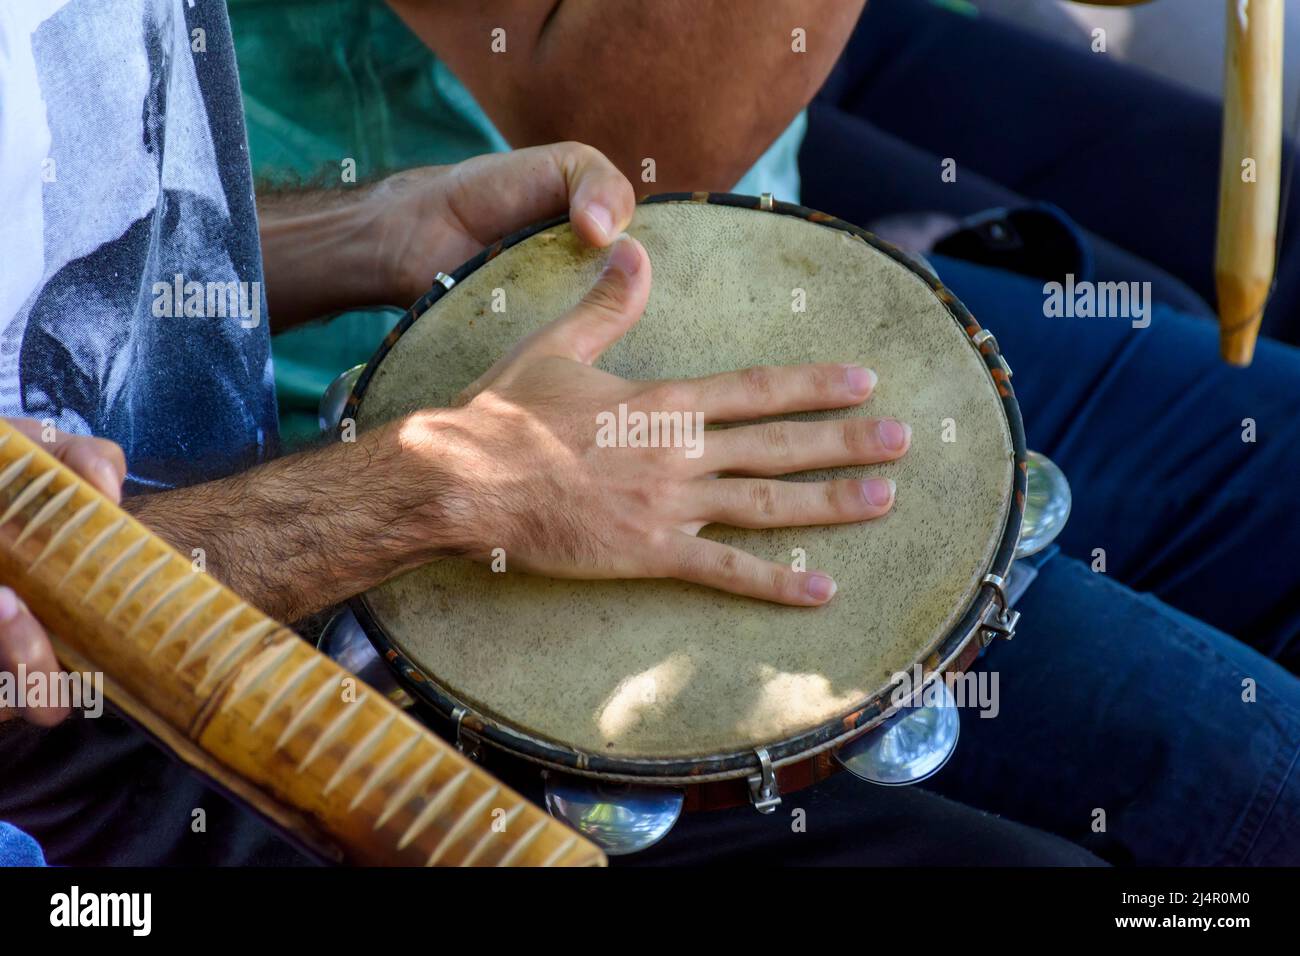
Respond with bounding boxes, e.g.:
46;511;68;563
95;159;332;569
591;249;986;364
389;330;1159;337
123;414;467;623
391;0;864;192
256;184;396;331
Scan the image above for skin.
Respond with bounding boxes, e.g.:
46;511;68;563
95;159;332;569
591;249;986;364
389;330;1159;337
387;0;866;193
258;143;636;330
0;143;910;725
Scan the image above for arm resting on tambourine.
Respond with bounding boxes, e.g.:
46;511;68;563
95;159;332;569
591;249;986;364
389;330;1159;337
0;419;602;867
120;417;463;624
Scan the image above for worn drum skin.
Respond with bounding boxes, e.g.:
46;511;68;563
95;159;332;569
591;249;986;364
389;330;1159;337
346;194;1025;788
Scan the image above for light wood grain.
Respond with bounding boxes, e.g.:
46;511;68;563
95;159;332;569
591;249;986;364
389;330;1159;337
1216;0;1284;366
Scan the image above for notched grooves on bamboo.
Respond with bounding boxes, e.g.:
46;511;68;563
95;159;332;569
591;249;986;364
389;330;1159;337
81;534;148;603
425;780;498;866
349;730;419;812
375;750;443;830
297;691;368;771
59;516;126;588
0;451;35;498
224;638;296;710
324;713;395;796
129;573;199;640
541;835;579;867
252;655;320;729
29;498;99;572
107;553;170;620
397;766;472;852
15;482;76;546
177;603;246;671
152;585;221;658
196;619;277;696
461;802;524;866
274;674;338;749
0;467;56;528
497;818;548;867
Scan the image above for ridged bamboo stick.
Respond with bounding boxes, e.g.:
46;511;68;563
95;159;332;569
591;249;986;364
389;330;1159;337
0;419;602;867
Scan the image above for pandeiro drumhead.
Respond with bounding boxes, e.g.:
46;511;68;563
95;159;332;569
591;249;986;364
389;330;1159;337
347;195;1024;781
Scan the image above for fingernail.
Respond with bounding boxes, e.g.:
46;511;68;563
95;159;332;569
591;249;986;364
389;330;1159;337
861;478;895;507
585;203;614;241
94;460;122;502
843;365;877;396
0;587;20;624
601;234;641;277
805;573;837;602
877;419;910;451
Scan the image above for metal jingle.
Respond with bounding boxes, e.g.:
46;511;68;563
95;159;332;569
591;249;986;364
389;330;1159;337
834;679;960;786
317;363;367;434
543;774;684;856
1016;450;1072;558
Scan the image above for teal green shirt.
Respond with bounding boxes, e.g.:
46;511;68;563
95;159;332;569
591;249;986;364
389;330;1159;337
230;0;806;442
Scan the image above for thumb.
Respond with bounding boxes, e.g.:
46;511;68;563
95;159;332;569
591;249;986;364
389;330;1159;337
0;587;70;727
521;234;652;365
455;235;651;401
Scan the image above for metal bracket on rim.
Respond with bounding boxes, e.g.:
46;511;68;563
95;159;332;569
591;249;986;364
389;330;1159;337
433;272;456;291
970;328;1013;379
979;573;1020;646
759;192;775;211
747;747;781;814
452;706;483;761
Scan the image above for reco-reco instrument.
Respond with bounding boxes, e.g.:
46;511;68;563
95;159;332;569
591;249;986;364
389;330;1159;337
0;418;604;867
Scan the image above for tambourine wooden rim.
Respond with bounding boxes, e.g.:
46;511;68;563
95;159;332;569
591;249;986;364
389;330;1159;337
342;192;1028;784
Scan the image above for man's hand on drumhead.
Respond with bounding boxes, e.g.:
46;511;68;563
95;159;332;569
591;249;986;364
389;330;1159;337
0;418;126;725
404;237;910;606
374;142;637;306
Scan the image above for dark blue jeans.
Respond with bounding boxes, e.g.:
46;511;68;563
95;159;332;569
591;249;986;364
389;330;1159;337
801;0;1300;344
934;253;1300;670
902;254;1300;865
793;1;1300;863
936;553;1300;866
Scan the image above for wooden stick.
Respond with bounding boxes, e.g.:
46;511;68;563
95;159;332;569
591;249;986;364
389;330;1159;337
0;419;604;867
1216;0;1284;366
